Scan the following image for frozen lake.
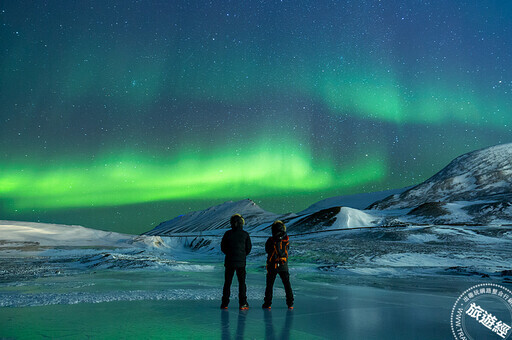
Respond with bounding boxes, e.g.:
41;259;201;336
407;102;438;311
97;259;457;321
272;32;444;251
2;221;511;338
0;266;489;339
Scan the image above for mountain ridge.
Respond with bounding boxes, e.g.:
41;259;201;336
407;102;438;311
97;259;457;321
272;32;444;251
369;143;512;210
143;198;287;236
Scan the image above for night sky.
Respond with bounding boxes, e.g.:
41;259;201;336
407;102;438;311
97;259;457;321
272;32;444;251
1;1;511;234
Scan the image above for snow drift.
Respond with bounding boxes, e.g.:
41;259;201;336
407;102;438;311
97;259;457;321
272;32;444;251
330;207;377;229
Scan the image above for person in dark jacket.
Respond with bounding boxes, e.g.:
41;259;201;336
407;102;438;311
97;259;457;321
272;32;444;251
221;213;252;310
262;220;294;309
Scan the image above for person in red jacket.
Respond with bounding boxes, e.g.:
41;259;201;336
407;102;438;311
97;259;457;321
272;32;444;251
221;214;252;310
262;220;294;309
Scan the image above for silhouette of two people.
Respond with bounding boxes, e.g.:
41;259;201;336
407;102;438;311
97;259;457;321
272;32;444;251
221;215;294;310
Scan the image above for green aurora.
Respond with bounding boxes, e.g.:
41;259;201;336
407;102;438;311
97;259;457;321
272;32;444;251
1;1;511;233
1;138;387;210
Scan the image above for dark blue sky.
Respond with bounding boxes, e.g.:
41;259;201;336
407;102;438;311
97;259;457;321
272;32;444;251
1;1;511;233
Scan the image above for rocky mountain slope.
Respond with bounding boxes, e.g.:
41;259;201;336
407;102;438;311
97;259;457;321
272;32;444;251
369;143;512;210
369;143;512;224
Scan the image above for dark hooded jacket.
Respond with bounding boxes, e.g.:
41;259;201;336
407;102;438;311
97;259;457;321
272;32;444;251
265;222;289;272
221;216;252;268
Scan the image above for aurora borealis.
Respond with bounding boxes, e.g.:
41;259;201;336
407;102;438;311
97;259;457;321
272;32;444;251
1;1;511;234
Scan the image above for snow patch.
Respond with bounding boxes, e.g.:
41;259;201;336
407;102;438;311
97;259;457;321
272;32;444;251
330;207;377;229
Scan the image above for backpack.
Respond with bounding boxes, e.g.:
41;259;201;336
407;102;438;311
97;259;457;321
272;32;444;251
267;237;289;270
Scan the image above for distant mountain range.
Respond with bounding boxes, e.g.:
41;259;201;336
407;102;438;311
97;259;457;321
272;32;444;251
142;194;391;236
143;143;512;236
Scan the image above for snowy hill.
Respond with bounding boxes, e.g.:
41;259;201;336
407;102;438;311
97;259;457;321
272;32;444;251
0;220;135;247
365;143;512;224
0;221;214;283
287;206;379;234
143;199;287;236
369;143;512;210
0;220;168;250
144;198;380;238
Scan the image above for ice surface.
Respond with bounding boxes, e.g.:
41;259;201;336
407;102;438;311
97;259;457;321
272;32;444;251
2;220;512;338
0;266;490;339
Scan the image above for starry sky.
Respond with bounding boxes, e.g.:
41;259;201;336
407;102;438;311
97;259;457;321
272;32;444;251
1;1;511;234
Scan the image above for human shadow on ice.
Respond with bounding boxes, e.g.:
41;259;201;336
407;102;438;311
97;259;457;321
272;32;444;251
221;309;247;340
264;309;294;340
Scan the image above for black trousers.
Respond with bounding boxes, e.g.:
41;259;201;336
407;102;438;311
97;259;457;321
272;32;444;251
222;266;247;305
264;270;294;306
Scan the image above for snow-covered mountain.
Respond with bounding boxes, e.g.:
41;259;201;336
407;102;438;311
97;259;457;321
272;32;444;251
368;143;512;224
143;198;381;237
369;143;512;208
143;199;288;236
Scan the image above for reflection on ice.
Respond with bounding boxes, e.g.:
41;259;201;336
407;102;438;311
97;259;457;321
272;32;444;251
2;220;512;338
